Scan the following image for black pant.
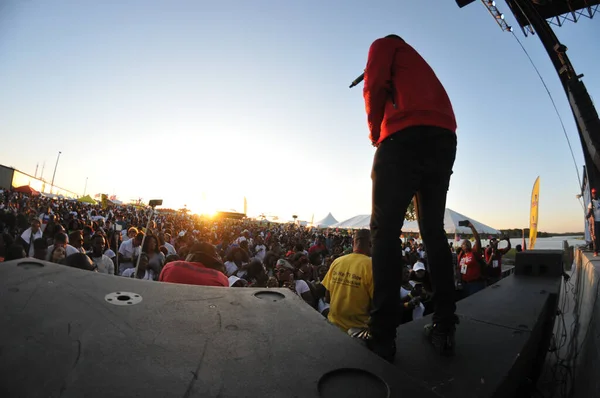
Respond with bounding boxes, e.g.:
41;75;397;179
369;125;457;340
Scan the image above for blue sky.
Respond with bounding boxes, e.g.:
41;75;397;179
1;0;598;232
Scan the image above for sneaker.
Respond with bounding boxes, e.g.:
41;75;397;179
424;315;459;356
348;328;396;363
348;327;371;340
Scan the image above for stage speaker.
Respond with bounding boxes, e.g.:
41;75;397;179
514;250;564;278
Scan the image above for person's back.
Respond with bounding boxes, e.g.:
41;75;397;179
159;260;228;287
322;230;373;332
159;242;229;287
364;35;456;145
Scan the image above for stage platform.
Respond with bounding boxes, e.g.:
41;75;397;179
0;258;563;397
392;275;560;397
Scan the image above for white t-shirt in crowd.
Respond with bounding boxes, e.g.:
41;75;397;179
295;279;310;296
254;244;267;262
91;254;115;275
21;228;43;257
118;239;139;259
121;268;154;280
163;242;177;256
118;239;140;272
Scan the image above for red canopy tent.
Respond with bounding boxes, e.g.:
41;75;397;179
13;185;40;196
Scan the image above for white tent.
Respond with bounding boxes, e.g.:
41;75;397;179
330;215;420;231
330;214;371;229
315;212;338;228
443;208;500;234
331;208;500;235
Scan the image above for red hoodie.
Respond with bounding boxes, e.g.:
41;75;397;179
363;37;457;145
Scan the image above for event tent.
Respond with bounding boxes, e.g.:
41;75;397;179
13;185;40;196
443;208;501;234
329;215;370;229
331;208;500;235
315;213;338;228
78;195;96;204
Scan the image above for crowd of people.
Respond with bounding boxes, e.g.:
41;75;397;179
0;189;512;339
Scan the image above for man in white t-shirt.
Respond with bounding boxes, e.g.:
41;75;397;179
162;233;177;256
253;235;267;263
118;232;143;274
89;234;115;275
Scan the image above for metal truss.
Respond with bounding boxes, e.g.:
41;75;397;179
481;0;514;31
547;4;598;27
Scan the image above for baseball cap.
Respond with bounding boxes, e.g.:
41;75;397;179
228;275;247;287
412;261;426;272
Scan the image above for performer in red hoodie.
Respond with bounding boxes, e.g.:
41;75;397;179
362;34;458;361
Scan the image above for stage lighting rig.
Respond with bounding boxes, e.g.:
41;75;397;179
482;0;513;32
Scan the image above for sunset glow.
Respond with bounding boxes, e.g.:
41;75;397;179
0;1;597;232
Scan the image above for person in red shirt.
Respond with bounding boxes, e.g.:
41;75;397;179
484;236;511;285
362;34;458;361
308;236;328;256
159;242;229;287
457;222;486;298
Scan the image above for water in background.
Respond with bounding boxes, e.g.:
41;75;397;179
448;236;584;250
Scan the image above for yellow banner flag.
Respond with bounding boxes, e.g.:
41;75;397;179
101;194;108;210
529;176;540;249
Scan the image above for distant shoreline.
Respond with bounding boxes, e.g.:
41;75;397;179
497;229;584;239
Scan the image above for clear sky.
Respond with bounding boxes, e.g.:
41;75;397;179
1;1;598;232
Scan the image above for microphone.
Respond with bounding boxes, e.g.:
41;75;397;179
349;72;364;88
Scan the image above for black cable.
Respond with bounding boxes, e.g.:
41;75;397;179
510;31;582;188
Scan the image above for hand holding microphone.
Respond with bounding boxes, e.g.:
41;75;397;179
349;70;397;110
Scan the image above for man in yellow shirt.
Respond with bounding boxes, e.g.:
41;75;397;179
322;229;374;332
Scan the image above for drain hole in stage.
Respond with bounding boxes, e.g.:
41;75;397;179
117;295;131;302
318;368;389;398
254;291;285;301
